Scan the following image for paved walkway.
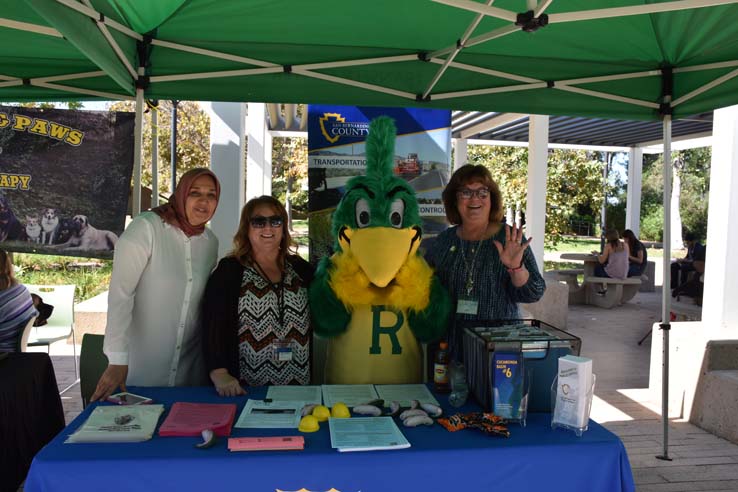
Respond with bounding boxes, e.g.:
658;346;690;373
32;284;738;491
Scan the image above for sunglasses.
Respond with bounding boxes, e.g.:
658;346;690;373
457;187;490;200
250;215;283;228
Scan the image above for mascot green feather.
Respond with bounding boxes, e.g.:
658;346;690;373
309;116;451;384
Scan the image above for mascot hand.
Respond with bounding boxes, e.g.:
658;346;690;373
408;275;451;343
309;256;351;337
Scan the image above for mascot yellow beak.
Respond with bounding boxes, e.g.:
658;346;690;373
339;227;420;288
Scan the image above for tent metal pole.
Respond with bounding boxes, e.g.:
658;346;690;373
292;69;416;99
133;84;144;217
171;100;179;194
672;67;738;107
437;60;540;83
151;102;159;208
548;0;738;24
434;81;548;100
658;114;673;462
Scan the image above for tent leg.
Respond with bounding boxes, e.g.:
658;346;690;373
656;322;672;461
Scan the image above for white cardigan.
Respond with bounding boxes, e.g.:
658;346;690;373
104;211;218;386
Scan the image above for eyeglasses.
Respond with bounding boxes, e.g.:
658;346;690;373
457;187;490;200
250;215;283;228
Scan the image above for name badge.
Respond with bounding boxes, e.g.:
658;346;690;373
457;298;479;315
272;340;293;362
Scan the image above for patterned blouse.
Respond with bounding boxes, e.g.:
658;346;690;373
0;283;37;352
237;261;311;386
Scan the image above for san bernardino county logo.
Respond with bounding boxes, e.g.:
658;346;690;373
319;113;369;144
276;488;351;492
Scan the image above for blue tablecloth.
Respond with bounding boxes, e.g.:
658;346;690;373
26;386;634;492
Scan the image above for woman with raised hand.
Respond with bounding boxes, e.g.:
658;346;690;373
425;164;545;359
91;168;220;402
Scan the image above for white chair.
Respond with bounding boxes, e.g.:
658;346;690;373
25;284;78;394
17;315;38;353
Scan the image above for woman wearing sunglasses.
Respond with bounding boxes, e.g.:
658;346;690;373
92;168;220;402
202;195;314;396
424;164;545;360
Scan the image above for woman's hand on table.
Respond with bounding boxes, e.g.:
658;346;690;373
493;223;531;269
90;364;129;402
210;369;246;397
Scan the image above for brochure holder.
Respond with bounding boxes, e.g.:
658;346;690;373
461;319;581;413
550;374;596;437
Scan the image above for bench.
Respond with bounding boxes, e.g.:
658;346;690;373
546;268;584;290
639;261;655;292
691;340;738;444
583;276;641;309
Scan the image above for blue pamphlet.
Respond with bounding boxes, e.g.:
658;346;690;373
493;352;524;419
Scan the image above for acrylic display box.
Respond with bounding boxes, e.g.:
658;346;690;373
461;319;582;413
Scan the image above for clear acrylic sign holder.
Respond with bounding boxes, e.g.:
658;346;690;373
550;374;596;437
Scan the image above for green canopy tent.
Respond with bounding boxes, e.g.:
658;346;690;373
3;0;738;458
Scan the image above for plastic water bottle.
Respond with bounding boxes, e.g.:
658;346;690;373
449;360;469;407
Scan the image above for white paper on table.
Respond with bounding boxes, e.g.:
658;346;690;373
328;416;410;452
266;385;322;405
234;399;304;429
66;404;164;443
374;384;440;408
321;384;379;408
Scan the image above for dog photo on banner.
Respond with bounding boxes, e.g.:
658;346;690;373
0;105;134;258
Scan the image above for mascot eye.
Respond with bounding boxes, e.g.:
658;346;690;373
355;198;371;228
389;199;404;228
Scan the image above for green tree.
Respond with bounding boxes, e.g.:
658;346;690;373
109;100;210;197
640;148;710;242
467;146;608;245
271;136;308;227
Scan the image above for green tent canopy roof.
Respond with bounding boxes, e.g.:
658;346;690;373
2;0;738;120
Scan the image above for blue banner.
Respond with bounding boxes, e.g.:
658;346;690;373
307;105;451;261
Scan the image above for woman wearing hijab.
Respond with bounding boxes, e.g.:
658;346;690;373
91;168;220;402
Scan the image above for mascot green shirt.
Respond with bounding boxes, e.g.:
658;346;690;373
309;116;451;384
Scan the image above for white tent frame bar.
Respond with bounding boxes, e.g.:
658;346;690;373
672;67;738;107
535;0;555;18
428;0;495;59
291;69;417;100
423;0;513;99
31;81;134;100
557;84;660;109
559;70;662;86
297;55;417;71
439;60;540;83
462;24;520;51
434;0;738;24
434;82;547;100
149;67;283;83
83;0;137;80
674;60;738;73
0;18;62;37
0;80;22;89
150;39;278;68
53;0;143;41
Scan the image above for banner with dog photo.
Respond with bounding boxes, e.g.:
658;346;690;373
0;105;134;258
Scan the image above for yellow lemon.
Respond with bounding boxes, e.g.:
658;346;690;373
331;402;350;418
298;415;319;433
312;405;331;422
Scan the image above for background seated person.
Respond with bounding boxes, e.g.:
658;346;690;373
670;231;705;295
672;249;706;304
0;249;38;352
623;229;647;278
593;229;629;282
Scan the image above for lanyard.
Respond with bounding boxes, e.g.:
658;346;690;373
462;239;482;297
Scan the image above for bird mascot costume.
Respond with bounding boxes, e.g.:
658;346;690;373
309;116;451;384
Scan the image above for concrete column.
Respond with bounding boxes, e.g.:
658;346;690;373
703;105;738;333
246;102;269;201
263;130;273;196
625;146;643;236
525;114;549;272
453;138;467;170
201;102;246;259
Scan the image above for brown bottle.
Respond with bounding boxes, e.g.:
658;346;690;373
434;341;451;393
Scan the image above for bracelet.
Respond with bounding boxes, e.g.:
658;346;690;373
506;262;524;274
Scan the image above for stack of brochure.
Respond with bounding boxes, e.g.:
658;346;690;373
66;405;164;443
329;416;410;452
159;402;236;437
